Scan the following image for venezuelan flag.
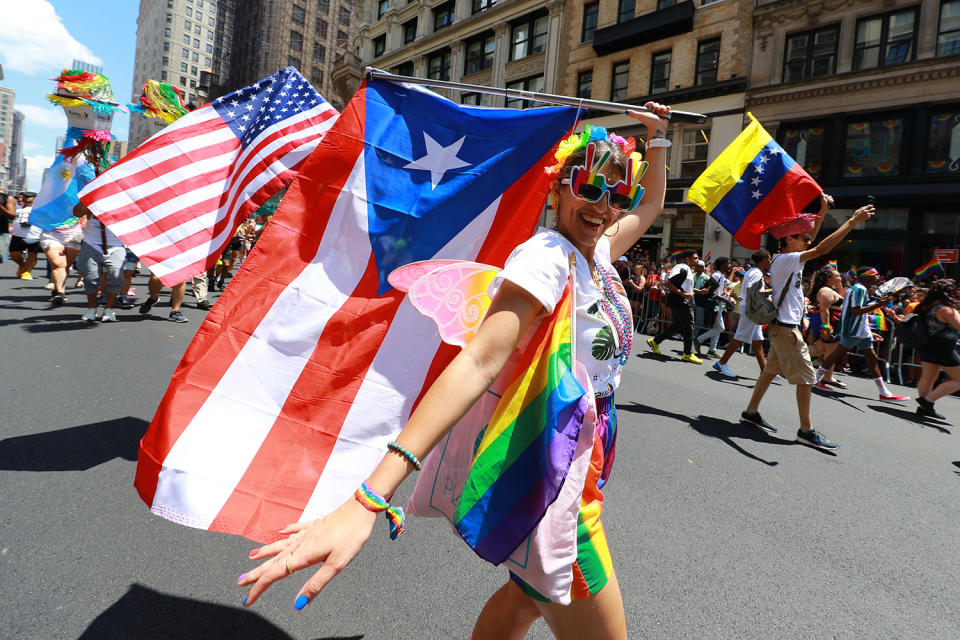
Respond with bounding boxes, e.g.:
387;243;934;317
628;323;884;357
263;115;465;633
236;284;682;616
914;257;944;279
687;114;822;250
454;279;588;564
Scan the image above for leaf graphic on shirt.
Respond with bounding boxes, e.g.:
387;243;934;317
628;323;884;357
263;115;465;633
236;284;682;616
587;302;600;316
591;326;616;361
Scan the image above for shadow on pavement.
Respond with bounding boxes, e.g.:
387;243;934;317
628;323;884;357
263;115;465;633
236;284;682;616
79;584;363;640
953;461;960;475
0;416;148;472
703;370;754;388
812;386;865;412
867;404;952;434
615;401;800;465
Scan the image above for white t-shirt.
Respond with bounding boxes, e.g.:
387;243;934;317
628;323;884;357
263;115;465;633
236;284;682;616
769;252;805;324
739;267;765;314
11;206;41;241
667;262;694;295
490;227;631;397
82;216;124;252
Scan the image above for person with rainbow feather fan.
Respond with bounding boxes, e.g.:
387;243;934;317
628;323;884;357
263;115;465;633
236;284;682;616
238;100;673;639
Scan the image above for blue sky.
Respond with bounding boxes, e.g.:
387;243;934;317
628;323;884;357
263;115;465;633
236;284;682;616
1;0;138;190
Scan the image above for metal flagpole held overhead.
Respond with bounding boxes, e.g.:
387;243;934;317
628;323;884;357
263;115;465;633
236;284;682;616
366;68;708;124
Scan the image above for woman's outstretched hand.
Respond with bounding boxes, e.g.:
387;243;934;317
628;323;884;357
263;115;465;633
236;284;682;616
239;498;378;611
626;101;672;138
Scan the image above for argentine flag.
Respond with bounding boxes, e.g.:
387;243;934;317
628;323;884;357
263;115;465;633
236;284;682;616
30;155;96;231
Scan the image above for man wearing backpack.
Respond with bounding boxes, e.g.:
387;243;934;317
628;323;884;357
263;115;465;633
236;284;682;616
813;267;909;401
713;250;772;378
739;194;874;451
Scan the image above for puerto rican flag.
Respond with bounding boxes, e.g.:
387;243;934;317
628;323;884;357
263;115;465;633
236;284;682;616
134;77;581;542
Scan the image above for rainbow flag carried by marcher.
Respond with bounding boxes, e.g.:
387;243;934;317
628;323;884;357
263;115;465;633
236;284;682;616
870;309;889;332
454;278;588;565
669;249;683;261
914;257;945;279
826;259;838;271
687;114;822;250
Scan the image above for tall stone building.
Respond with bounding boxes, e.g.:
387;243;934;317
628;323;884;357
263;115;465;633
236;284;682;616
221;0;357;109
559;0;755;261
0;86;15;190
129;0;229;148
333;0;570;109
9;110;25;192
748;0;960;274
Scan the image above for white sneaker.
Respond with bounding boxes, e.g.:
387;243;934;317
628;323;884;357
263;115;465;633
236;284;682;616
100;308;117;322
44;282;55;290
81;308;97;322
713;362;737;379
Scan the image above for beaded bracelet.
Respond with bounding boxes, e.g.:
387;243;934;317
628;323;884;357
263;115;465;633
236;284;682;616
387;441;422;470
354;481;406;540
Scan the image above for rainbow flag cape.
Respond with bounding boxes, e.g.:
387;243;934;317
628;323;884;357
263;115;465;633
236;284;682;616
453;278;588;564
687;114;822;250
914;257;944;279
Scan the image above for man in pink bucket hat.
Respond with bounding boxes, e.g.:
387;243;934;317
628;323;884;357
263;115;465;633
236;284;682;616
739;194;877;451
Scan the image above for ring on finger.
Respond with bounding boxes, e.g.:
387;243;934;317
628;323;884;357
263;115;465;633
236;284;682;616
285;559;295;575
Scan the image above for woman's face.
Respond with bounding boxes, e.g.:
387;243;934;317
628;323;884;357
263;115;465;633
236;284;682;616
551;163;624;254
828;271;842;286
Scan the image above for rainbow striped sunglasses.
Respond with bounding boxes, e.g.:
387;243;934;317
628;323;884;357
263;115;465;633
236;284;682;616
562;142;647;212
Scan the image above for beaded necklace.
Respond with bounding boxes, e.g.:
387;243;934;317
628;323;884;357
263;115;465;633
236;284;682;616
594;263;633;365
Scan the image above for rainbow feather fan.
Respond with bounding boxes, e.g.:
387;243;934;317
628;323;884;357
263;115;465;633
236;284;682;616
129;80;189;124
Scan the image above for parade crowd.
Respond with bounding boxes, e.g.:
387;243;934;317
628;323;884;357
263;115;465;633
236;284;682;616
1;189;267;323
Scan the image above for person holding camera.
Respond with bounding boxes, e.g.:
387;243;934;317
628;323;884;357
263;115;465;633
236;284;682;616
814;267;908;402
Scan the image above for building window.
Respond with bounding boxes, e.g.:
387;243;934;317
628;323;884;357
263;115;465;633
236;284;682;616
180;75;187;85
161;70;168;81
510;11;548;60
658;0;677;8
433;2;454;31
576;69;592;99
195;24;202;34
290;30;303;52
938;0;960;56
192;51;199;61
373;34;386;57
207;30;213;40
779;123;828;178
318;0;329;14
182;47;189;58
181;62;188;71
313;42;326;61
288;3;304;25
843;117;903;178
164;41;170;52
185;20;191;29
462;92;493;106
403;18;417;43
316;18;328;39
186;6;193;16
190;79;197;88
618;0;635;23
650;50;671;93
377;0;389;19
336;30;348;47
395;60;414;76
165;27;172;37
472;0;495;12
312;68;324;87
782;25;838;83
505;75;544;109
582;3;598;42
427;48;451;81
191;65;198;74
288;55;302;69
927;109;960;174
167;0;173;7
205;56;211;65
206;43;213;52
610;61;629;101
338;6;350;26
695;38;720;85
681;128;710;178
194;37;200;46
162;55;169;66
209;16;215;25
853;8;917;70
167;13;172;23
464;31;495;74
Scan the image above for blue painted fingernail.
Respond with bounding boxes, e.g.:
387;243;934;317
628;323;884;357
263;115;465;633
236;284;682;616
242;596;248;606
294;594;309;610
238;573;247;584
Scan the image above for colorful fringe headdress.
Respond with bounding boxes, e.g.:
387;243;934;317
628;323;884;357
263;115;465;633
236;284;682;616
46;69;121;169
129;79;189;124
546;124;639;176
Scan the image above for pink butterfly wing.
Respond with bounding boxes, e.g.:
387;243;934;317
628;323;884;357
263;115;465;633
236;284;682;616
405;261;501;348
387;259;461;292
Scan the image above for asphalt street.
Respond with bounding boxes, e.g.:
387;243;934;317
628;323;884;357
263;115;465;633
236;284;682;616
2;260;959;640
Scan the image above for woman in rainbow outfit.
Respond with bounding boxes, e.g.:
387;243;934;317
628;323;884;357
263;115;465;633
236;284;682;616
239;101;673;639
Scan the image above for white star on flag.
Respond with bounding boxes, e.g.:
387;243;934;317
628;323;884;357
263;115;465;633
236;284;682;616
751;190;762;199
754;165;764;174
750;176;761;186
404;132;472;190
769;147;781;155
758;155;769;164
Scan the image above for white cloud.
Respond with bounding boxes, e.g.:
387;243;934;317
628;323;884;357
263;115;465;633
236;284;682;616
23;141;42;153
25;154;55;192
0;1;102;75
17;104;67;130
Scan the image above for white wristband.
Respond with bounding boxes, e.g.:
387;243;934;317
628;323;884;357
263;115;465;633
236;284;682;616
646;137;672;149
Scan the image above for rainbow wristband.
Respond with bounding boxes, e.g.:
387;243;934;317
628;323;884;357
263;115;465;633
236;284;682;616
387;441;422;470
354;481;406;540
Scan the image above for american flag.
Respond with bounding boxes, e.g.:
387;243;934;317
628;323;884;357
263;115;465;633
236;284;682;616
79;67;339;286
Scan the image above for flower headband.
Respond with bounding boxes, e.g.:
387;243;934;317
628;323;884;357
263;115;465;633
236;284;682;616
545;124;639;176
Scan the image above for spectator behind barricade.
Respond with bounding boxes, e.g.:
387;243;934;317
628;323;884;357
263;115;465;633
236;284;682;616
626;264;645;321
645;266;662;334
691;259;709;339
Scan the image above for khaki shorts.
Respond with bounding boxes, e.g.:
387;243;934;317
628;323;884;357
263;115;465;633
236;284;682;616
765;324;816;385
